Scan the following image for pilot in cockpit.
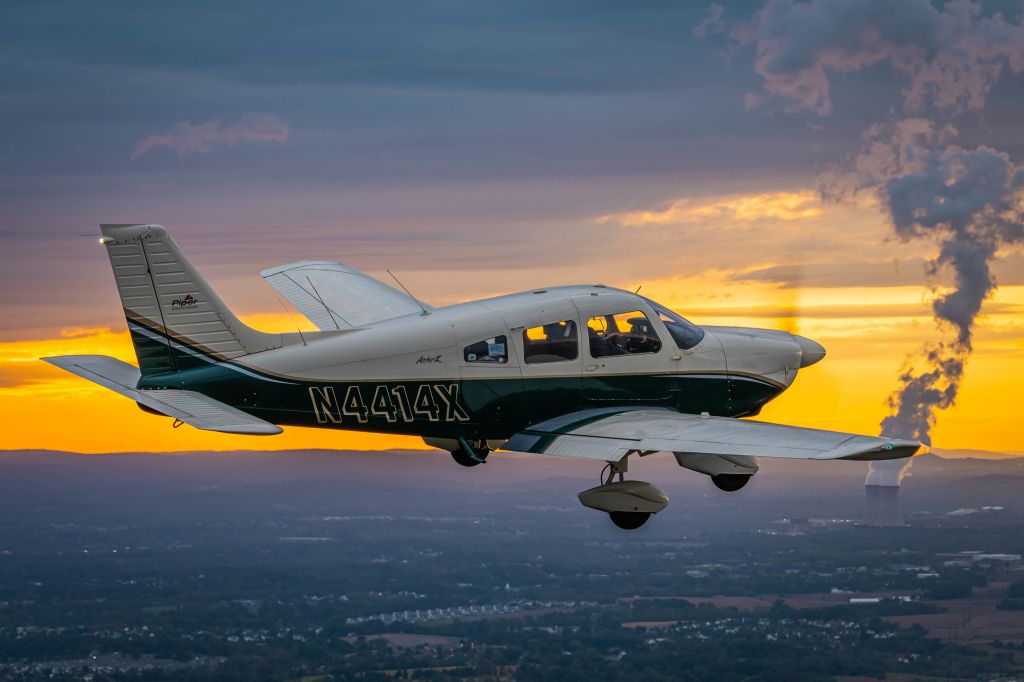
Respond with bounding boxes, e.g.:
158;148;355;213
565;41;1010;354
588;324;623;356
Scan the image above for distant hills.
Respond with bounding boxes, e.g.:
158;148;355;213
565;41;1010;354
2;446;1023;525
2;446;1023;493
932;447;1024;460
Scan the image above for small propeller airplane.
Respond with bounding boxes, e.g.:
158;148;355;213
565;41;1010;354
44;224;925;529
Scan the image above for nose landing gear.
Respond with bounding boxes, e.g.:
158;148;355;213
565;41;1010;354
450;437;490;467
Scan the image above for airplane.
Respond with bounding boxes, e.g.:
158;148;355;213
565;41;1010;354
44;224;925;529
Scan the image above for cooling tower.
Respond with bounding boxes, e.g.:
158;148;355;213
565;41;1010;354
864;484;904;527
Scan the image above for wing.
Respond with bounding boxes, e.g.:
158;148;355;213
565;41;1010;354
42;355;282;435
260;260;430;331
502;407;925;463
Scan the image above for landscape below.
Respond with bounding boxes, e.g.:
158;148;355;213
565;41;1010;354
2;448;1024;681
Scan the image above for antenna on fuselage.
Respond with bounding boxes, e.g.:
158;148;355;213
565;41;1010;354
303;276;348;329
387;269;430;316
635;285;643;294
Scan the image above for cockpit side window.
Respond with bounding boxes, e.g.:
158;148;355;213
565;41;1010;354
464;335;508;363
643;297;705;350
587;310;662;357
523;320;578;364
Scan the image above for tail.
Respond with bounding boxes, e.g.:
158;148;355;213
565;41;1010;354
99;224;279;377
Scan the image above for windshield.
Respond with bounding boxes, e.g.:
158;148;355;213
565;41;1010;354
643;297;705;350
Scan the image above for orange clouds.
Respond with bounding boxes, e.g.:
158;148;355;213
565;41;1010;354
600;190;824;227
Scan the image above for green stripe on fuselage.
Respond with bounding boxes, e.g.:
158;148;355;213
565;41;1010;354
128;318;783;440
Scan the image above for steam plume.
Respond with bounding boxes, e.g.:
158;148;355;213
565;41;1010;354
701;0;1024;485
840;117;1024;483
871;128;1023;481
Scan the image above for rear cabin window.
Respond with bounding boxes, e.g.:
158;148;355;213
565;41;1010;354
464;335;508;363
522;320;578;364
587;310;662;357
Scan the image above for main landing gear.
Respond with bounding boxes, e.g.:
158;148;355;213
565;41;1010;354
711;473;751;492
577;456;668;530
450;437;490;467
609;510;652;530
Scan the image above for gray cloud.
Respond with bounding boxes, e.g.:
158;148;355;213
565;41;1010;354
1;1;703;95
131;114;289;159
693;4;727;38
735;0;1024;116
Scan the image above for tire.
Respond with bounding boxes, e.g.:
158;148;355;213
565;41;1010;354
609;511;651;530
712;474;751;492
450;447;488;467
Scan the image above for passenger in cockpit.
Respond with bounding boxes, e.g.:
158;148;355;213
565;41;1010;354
543;321;573;341
542;321;577;360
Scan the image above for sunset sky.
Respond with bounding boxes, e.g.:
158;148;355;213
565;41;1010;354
2;1;1022;454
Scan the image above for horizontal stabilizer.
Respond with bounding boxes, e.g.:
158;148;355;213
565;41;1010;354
42;355;282;435
504;407;925;463
261;260;429;331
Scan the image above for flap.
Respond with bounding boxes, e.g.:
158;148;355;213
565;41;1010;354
503;407;925;463
260;260;429;331
42;355;282;435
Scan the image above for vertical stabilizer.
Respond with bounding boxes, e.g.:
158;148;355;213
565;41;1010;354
99;224;279;377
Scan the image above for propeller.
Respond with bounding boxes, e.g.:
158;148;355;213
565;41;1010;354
770;261;842;408
773;262;804;335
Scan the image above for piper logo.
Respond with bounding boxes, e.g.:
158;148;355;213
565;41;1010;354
171;294;197;308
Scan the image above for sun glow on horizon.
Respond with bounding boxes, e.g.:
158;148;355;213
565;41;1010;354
3;279;1022;455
